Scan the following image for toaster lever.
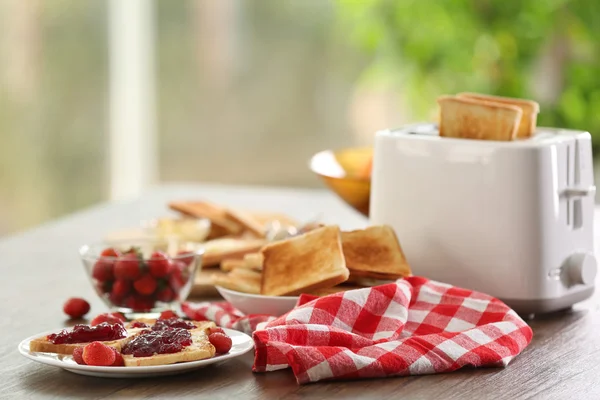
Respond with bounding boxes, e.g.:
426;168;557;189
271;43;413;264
563;185;596;198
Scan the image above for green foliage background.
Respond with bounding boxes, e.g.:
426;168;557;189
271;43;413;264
337;0;600;153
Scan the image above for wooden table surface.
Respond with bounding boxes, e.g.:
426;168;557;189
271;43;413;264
3;184;600;400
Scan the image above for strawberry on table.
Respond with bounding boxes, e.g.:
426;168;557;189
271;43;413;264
63;298;90;319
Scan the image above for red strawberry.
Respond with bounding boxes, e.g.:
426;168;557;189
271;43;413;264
112;279;131;298
108;292;126;307
110;311;127;321
156;287;175;303
208;326;224;335
72;347;86;365
111;348;124;366
148;251;170;278
114;253;142;280
126;295;155;311
177;250;195;268
90;312;125;326
101;247;121;258
158;310;178;320
134;274;157;295
168;261;187;292
92;259;114;282
82;342;116;366
208;332;232;354
63;298;90;319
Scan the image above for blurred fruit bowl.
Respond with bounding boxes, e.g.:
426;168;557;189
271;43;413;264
80;239;203;317
309;147;373;217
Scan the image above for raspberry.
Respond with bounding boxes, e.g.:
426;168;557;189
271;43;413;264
158;310;178;320
114;253;142;280
72;347;86;365
208;327;224;335
156;287;175;303
90;313;125;327
148;251;170;278
208;332;232;354
111;348;124;366
63;298;91;319
134;274;157;295
112;279;131;298
82;342;117;366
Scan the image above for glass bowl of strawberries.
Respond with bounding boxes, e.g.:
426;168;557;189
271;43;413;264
79;239;203;317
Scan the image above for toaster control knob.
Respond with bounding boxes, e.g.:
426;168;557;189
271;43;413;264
566;252;597;286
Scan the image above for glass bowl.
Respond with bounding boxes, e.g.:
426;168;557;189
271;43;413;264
79;239;204;318
309;147;373;217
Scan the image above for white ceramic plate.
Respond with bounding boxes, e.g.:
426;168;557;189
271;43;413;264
18;327;253;378
216;286;299;316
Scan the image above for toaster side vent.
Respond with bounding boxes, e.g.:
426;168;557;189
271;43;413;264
573;140;583;229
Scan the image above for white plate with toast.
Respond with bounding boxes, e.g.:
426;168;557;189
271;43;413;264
18;327;254;378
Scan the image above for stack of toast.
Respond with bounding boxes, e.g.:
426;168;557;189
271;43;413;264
212;224;412;297
168;200;311;295
438;93;540;141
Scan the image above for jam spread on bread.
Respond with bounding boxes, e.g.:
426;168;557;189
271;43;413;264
121;328;192;357
47;323;127;344
129;321;150;329
152;318;195;331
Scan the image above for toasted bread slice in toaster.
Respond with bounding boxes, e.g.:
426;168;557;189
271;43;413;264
457;92;539;138
212;267;262;294
122;321;217;367
437;95;522;141
341;225;411;281
260;225;349;296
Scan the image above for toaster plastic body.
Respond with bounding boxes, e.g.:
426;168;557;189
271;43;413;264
370;123;597;314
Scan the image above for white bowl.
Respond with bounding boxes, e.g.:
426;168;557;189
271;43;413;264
215;286;299;316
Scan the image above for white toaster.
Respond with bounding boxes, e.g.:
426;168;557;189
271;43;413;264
370;123;597;314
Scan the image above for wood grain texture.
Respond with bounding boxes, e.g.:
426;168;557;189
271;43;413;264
2;184;599;399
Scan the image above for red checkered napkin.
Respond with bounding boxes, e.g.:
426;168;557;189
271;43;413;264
182;276;532;384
